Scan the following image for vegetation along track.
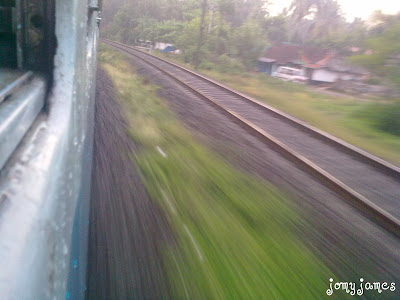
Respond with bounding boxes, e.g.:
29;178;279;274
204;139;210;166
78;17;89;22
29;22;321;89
102;39;400;237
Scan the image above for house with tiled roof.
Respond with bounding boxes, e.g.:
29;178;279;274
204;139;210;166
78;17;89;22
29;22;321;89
258;43;368;83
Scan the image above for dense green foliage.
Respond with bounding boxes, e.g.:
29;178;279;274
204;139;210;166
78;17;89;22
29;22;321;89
348;19;400;85
103;0;270;69
102;0;400;74
355;102;400;137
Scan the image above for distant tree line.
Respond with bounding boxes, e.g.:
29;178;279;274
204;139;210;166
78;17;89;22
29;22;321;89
101;0;400;75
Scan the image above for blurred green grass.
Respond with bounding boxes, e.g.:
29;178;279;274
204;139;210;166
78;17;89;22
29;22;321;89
99;44;335;299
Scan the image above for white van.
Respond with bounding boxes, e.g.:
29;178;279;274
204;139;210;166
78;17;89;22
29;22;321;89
273;66;309;83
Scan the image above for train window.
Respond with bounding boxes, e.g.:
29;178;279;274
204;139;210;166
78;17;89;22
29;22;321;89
0;0;54;170
0;1;17;68
0;0;55;72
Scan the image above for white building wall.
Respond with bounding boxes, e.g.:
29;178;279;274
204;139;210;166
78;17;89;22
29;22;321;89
154;42;172;50
271;63;278;75
311;69;339;82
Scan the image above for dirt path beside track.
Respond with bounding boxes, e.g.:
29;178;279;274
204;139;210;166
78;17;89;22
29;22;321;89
86;67;171;300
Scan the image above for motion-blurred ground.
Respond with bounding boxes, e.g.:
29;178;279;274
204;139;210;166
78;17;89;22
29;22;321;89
86;67;171;299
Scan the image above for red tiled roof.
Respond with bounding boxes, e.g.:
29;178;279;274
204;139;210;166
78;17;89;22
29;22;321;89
260;44;333;67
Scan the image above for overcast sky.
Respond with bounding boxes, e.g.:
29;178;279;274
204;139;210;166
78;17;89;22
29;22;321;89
269;0;400;21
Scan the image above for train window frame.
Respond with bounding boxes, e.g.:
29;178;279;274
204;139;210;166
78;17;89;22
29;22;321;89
0;0;55;170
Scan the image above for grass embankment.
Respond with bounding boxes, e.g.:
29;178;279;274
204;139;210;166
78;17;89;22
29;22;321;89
99;44;334;299
156;51;400;166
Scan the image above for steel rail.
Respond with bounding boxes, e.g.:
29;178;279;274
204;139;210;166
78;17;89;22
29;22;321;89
102;39;400;238
104;39;400;180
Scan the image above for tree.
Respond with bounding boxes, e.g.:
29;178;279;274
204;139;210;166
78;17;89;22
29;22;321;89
232;19;267;67
287;0;343;44
193;0;208;68
349;14;400;85
312;0;343;39
102;0;128;26
217;0;270;26
263;15;288;43
156;20;184;43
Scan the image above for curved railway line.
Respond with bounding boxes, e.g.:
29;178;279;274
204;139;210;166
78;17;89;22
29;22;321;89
102;39;400;238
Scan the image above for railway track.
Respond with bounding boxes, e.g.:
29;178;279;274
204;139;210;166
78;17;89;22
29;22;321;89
102;39;400;238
